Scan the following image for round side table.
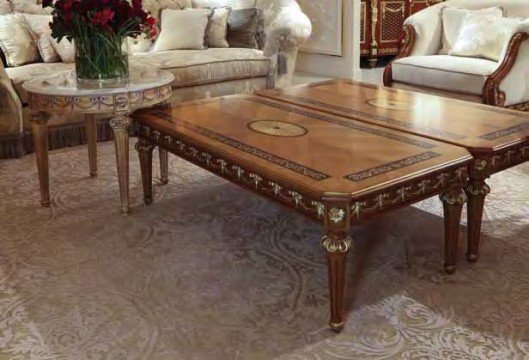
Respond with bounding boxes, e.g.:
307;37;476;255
23;66;175;213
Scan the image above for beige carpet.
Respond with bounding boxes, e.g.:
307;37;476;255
0;141;527;360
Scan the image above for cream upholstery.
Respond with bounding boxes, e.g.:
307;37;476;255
392;55;498;95
388;0;529;108
0;0;311;157
133;48;270;88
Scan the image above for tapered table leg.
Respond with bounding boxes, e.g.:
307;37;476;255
85;114;98;177
322;196;352;332
466;179;490;262
440;188;467;274
159;147;169;185
31;112;50;207
136;138;155;204
323;234;352;332
110;115;131;214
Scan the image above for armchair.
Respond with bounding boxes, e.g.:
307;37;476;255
383;0;529;110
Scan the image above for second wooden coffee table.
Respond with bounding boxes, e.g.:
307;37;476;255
133;95;471;331
258;79;529;264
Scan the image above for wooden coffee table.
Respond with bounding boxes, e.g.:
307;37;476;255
258;79;529;264
133;95;471;331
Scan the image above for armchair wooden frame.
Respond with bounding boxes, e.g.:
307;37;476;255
383;25;529;110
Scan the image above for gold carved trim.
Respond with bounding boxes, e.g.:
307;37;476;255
136;123;469;224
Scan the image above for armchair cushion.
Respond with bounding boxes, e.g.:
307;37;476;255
392;55;498;95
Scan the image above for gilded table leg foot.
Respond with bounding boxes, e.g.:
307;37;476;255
159;147;169;185
322;196;352;332
136;138;155;205
466;179;490;263
31;112;50;207
440;188;467;274
110;116;131;214
85;114;98;178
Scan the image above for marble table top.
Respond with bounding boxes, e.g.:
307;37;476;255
23;65;175;97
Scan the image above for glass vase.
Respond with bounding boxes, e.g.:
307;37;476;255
75;33;129;89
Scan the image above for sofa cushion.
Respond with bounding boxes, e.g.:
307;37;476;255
392;55;499;95
131;48;270;87
5;62;72;103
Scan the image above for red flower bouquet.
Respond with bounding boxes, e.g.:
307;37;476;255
42;0;157;85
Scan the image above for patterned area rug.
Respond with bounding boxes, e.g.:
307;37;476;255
0;142;527;360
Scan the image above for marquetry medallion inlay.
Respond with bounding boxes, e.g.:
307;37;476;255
248;120;308;137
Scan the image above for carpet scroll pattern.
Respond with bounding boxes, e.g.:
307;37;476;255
0;142;527;359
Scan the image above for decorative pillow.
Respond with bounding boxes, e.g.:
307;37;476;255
450;13;505;61
206;7;231;48
440;7;503;55
451;15;522;62
152;8;213;51
0;0;11;14
48;35;75;63
21;14;59;63
227;8;260;49
0;14;39;66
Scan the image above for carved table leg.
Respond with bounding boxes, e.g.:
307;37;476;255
85;114;98;177
156;100;171;185
136;138;155;205
31;111;51;207
466;178;490;262
159;147;169;185
110;115;131;214
440;188;467;274
322;195;352;332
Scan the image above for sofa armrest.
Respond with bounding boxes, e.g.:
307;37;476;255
262;3;312;88
403;3;444;57
0;63;24;136
487;23;529;107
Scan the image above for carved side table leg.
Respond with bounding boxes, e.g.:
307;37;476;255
136;138;155;204
440;188;467;274
159;147;169;185
31;111;51;207
466;178;490;262
322;195;352;332
85;114;98;177
110;115;131;214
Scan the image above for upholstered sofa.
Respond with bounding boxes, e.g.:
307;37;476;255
384;0;529;109
0;0;311;158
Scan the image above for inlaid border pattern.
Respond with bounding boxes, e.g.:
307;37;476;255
345;151;441;182
136;123;326;220
247;97;437;149
136;123;469;223
268;92;466;141
145;111;331;181
480;123;529;141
